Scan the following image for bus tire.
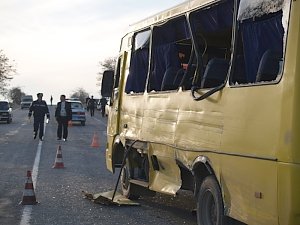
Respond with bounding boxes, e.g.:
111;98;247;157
120;159;140;200
197;175;226;225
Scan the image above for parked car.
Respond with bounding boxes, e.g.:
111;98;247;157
0;100;13;124
21;95;33;109
69;100;86;126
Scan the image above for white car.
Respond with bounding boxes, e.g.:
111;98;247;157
69;100;86;126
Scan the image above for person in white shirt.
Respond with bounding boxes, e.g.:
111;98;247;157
55;95;72;141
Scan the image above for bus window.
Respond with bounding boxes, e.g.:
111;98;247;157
125;30;150;94
148;16;192;92
114;57;121;89
230;0;286;85
189;0;233;89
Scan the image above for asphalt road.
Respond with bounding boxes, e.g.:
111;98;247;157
0;106;197;225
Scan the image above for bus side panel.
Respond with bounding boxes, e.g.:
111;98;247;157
120;93;182;195
220;85;282;224
142;93;179;145
148;143;181;195
278;163;300;225
277;3;300;223
141;93;182;194
120;94;145;140
220;156;277;225
221;86;282;159
289;0;300;164
174;90;224;151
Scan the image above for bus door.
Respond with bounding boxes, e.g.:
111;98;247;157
102;51;128;172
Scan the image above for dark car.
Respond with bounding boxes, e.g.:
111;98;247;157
0;101;13;124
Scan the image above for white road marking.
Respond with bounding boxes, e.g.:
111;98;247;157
20;121;47;225
19;206;32;225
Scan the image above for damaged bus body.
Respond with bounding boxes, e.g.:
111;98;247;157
101;0;300;224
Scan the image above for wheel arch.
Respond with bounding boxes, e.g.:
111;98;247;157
111;135;125;173
192;155;216;197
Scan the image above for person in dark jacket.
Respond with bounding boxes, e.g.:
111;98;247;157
87;95;96;117
55;94;72;141
100;97;107;117
28;93;50;141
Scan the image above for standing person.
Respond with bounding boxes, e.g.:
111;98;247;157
87;95;96;117
50;95;53;106
28;93;50;141
100;97;107;117
55;95;72;141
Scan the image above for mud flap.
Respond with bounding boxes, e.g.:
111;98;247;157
82;190;140;206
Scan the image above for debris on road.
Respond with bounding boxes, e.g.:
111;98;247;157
82;190;140;206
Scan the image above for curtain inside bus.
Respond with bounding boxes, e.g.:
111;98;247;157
240;11;284;82
125;30;150;94
125;48;149;93
150;18;191;91
192;0;233;33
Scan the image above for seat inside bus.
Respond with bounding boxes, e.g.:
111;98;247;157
201;58;229;88
256;49;282;82
152;43;182;91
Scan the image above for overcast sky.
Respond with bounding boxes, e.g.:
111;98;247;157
0;0;184;103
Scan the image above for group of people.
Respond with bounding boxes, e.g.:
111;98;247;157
28;93;108;142
28;93;72;141
86;96;96;117
86;96;107;117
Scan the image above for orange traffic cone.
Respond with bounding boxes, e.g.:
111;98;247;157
90;132;100;148
20;170;38;205
52;145;65;168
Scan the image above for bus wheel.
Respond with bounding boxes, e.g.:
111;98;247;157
120;159;139;200
197;175;225;225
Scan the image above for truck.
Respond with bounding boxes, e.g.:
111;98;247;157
20;95;33;109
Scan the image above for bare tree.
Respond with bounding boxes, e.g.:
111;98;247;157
70;88;89;103
9;87;25;105
0;50;16;95
96;57;116;87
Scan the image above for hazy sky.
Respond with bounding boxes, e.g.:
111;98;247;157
0;0;184;103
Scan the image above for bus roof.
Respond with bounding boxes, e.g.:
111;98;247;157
128;0;217;33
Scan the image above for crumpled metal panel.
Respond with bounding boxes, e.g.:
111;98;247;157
82;190;140;206
148;144;181;195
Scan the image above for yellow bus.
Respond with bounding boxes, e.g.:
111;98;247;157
101;0;300;224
